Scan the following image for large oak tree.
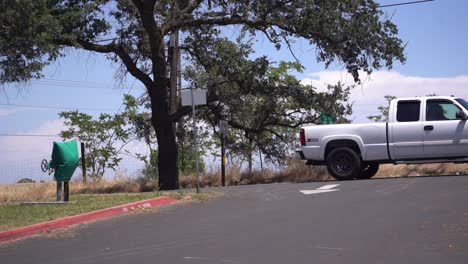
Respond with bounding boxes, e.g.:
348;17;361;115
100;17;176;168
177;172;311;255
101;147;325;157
0;0;405;190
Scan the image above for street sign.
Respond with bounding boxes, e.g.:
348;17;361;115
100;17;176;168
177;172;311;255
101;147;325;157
181;89;207;106
181;88;207;193
320;113;335;124
219;120;229;135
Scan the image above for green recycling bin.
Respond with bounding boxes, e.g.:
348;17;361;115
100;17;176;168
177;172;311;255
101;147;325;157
49;140;79;182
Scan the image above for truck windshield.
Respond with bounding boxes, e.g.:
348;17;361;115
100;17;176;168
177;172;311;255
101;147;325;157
455;99;468;111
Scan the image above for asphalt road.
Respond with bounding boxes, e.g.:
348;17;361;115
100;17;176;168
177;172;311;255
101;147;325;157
1;175;468;264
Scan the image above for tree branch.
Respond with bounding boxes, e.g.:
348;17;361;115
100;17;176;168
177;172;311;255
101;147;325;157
75;39;154;89
165;17;271;34
165;16;319;39
180;0;203;15
168;105;192;122
131;0;165;83
115;45;155;89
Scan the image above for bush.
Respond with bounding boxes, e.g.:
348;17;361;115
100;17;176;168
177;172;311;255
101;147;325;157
17;178;36;184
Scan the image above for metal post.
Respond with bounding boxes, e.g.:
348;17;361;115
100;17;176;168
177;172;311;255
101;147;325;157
191;88;200;193
221;134;226;187
259;148;264;174
56;181;62;202
63;181;69;202
81;142;87;183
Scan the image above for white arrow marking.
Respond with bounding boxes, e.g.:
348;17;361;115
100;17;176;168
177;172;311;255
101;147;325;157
300;189;339;195
317;184;340;190
300;184;340;195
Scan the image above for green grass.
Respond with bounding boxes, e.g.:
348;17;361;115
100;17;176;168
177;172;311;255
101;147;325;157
0;192;167;232
0;191;220;232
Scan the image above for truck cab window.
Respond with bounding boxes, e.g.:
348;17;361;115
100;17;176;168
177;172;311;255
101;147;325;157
397;101;420;122
455;98;468;111
426;100;460;121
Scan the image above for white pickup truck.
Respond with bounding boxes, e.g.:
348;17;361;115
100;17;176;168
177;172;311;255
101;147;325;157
297;96;468;180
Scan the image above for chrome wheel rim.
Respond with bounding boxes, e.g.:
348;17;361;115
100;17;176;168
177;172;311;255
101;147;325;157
335;154;352;174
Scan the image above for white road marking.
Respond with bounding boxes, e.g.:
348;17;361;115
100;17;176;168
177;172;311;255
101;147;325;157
317;184;340;190
310;245;347;251
300;184;340;195
300;189;339;195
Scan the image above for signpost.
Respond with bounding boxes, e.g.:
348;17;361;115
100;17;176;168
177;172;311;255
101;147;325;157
219;120;228;187
182;89;207;193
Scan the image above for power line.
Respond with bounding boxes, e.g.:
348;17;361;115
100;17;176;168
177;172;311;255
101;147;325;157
43;78;118;86
379;0;435;8
5;78;145;90
0;103;118;111
0;134;60;137
30;79;145;90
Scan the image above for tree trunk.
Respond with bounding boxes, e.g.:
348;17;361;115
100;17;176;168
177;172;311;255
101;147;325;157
151;100;179;190
140;24;180;191
150;77;179;190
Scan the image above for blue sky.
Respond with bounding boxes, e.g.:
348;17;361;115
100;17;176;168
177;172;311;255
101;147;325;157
1;0;468;183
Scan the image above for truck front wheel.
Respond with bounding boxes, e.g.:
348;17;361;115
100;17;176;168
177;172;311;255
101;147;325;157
326;147;362;181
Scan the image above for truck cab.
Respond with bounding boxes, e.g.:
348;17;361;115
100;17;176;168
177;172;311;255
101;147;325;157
388;96;468;160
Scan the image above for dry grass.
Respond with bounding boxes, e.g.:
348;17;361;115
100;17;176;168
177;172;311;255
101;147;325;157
375;163;466;178
178;158;467;188
0;179;158;203
179;158;333;189
1;159;466;202
0;182;57;203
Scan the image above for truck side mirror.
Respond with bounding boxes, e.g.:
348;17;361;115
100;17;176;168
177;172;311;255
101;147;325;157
456;111;468;120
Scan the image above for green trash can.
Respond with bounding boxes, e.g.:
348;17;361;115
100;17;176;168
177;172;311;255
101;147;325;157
49;139;80;182
48;140;79;201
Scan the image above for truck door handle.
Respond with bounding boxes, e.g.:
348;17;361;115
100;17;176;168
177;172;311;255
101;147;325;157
424;125;434;131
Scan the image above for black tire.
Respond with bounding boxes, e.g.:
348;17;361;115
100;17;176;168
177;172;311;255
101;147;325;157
357;163;379;179
41;159;48;172
326;147;362;181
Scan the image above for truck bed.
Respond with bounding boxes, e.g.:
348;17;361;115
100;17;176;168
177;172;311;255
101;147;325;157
301;123;388;161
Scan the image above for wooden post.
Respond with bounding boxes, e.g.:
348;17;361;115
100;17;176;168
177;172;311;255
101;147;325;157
219;120;228;187
63;181;69;202
81;142;87;183
221;134;226;187
56;181;62;202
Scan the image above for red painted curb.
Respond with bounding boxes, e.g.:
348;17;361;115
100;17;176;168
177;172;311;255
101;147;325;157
0;196;178;243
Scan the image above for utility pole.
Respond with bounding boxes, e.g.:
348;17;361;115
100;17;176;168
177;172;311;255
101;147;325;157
168;30;179;115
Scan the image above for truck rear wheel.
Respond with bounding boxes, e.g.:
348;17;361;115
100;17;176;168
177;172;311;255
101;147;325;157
357;163;379;179
326;147;362;181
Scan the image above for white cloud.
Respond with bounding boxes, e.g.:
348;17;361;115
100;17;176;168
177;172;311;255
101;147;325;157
0;118;152;183
0;119;66;183
301;70;468;123
0;108;19;117
0;119;64;161
0;106;34;118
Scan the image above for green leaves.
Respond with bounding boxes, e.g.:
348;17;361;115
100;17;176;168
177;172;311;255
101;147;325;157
367;95;396;122
59;106;134;180
0;0;112;84
184;32;353;165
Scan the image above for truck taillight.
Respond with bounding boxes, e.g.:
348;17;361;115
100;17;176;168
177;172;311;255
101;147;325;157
300;128;305;146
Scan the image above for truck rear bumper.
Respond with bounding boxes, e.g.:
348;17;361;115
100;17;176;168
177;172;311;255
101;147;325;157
299;145;323;161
